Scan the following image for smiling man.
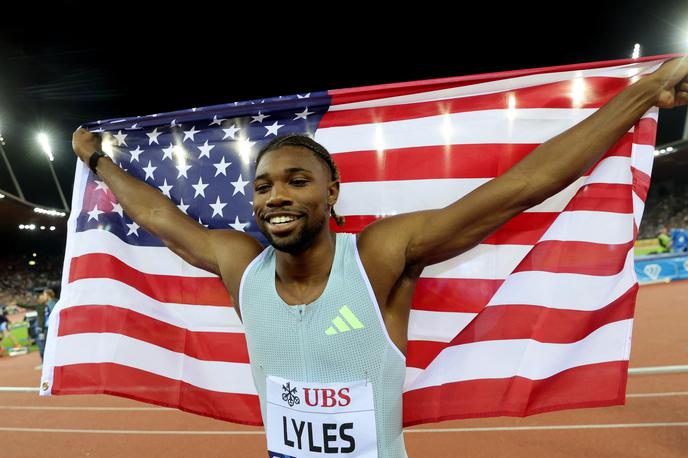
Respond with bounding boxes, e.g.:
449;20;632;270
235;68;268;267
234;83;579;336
72;58;688;457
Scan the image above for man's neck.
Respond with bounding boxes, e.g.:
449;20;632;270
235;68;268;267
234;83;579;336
274;230;337;285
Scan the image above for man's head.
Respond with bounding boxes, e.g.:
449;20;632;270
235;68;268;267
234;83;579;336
253;134;343;254
39;288;55;304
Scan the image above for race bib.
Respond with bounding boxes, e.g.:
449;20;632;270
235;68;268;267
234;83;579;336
266;376;378;457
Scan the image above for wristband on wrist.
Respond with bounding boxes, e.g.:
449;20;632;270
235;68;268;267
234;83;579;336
88;151;109;176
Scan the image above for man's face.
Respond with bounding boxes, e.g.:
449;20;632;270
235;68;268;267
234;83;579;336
252;146;338;254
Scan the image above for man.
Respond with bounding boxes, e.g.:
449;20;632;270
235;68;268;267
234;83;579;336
17;288;57;368
657;225;673;253
72;59;688;457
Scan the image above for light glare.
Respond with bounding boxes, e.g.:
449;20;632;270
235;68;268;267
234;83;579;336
37;133;54;161
632;43;640;59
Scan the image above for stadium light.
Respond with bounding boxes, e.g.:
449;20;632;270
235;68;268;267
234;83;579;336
36;132;70;213
632;43;640;59
37;133;53;161
49;226;55;231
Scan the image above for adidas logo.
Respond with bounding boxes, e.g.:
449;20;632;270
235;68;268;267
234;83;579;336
325;306;364;335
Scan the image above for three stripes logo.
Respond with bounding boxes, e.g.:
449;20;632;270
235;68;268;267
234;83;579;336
325;306;364;335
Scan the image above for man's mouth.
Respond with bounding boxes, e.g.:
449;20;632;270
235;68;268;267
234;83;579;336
265;215;303;234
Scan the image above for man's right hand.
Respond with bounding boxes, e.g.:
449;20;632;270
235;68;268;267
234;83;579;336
72;128;103;163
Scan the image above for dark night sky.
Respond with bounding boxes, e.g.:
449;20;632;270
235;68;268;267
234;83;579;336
1;1;688;210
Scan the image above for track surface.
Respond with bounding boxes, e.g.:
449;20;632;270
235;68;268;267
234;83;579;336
1;281;686;457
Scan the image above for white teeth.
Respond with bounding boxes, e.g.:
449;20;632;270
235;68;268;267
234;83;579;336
269;216;297;224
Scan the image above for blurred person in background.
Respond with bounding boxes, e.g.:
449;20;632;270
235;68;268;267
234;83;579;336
0;306;23;356
658;226;672;253
15;288;57;369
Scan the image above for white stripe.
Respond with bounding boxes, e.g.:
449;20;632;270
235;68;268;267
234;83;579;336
631;144;655;177
71;229;216;277
407;310;476;342
487;250;635;310
539;211;634;245
64;278;244;332
405;422;688;433
403;319;632;391
316;109;598;154
331;60;664;111
53;333;257;395
421;245;531;280
338;159;630;217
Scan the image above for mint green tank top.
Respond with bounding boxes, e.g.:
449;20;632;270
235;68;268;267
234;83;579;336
239;232;407;457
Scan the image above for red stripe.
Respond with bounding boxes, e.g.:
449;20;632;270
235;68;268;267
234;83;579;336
324;78;627;128
564;183;633;213
332;133;635;183
633;117;658;146
402;360;628;426
406;285;637;369
51;363;263;426
631;167;651;201
482;213;558;245
57;305;249;363
328;54;676;106
69;253;232;306
411;278;504;313
513;241;634;275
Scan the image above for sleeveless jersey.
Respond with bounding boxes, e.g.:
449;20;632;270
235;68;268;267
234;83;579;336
239;232;407;457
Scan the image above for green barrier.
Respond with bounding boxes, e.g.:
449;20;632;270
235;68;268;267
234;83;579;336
634;238;662;256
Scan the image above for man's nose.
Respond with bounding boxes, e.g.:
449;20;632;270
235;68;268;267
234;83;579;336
266;183;292;207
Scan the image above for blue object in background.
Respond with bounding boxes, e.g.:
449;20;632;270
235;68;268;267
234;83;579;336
635;253;688;282
671;229;688;253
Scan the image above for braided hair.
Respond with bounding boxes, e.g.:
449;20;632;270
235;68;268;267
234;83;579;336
255;134;345;226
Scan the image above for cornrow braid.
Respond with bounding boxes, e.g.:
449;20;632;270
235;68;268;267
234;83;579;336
255;134;346;226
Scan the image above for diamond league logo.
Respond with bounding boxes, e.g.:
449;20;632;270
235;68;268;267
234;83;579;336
643;264;661;280
281;382;300;407
684;259;688;272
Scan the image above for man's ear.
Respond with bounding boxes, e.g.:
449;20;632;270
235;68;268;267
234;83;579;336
328;180;340;207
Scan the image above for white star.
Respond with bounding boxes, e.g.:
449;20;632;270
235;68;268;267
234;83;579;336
294;107;315;120
296;93;311;99
175;163;192;179
183;126;200;142
94;180;109;192
91;128;105;133
177;198;190;214
170;119;181;128
162;144;175;161
146;128;162;145
113;130;128;146
129;146;144;163
126;221;140;236
264;120;284;137
231;174;249;196
209;196;228;218
127;123;139;130
197;140;215;159
111;202;124;217
198;217;208;228
229;216;249;232
118;162;128;172
249;200;254;216
192;177;209;198
213;156;232;177
87;205;104;221
250;111;269;123
158;178;173;198
222;124;240;140
209;115;226;126
142;161;157;181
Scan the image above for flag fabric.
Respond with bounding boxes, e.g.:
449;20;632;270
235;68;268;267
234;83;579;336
42;55;669;427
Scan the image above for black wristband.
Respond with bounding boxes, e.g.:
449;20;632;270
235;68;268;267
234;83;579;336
88;151;109;176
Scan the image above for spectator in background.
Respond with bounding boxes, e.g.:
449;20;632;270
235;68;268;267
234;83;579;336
16;288;57;369
0;306;23;355
658;226;672;253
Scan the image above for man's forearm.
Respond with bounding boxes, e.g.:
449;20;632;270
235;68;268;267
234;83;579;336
513;74;661;205
93;155;177;227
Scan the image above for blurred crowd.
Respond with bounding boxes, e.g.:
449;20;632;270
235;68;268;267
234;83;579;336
0;254;62;306
638;181;688;240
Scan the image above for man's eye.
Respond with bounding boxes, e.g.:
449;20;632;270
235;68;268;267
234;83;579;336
291;179;308;186
255;185;270;193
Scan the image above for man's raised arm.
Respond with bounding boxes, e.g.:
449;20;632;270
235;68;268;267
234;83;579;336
71;128;262;280
358;58;688;273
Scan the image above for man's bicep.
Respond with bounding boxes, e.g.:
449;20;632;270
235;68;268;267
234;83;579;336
401;172;533;266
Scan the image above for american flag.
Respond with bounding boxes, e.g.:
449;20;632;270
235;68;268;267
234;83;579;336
42;55;668;427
